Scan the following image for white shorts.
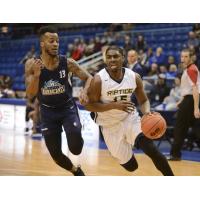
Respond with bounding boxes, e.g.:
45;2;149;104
101;112;142;164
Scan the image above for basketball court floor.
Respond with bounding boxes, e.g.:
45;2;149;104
0;129;200;176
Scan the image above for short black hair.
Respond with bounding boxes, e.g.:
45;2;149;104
105;46;125;57
38;25;58;40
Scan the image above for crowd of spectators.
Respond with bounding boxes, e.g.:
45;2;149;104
1;23;200;106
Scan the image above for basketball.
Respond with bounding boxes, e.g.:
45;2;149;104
141;112;167;139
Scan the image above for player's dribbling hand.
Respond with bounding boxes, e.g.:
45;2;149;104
32;59;43;78
143;111;160;116
114;101;135;113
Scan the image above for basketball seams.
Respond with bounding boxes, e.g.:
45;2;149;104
144;118;162;135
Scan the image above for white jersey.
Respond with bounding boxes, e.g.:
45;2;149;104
95;67;142;164
95;67;138;127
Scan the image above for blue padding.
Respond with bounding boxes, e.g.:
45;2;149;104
0;98;26;105
0;98;85;109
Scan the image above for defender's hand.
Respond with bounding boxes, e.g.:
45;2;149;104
32;59;43;78
79;88;89;106
113;101;135;113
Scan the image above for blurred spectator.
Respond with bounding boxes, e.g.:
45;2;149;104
101;32;115;46
166;55;176;69
94;36;103;53
0;75;15;98
147;63;158;78
149;73;170;106
94;45;109;74
155;76;181;111
149;47;166;66
135;34;147;52
66;43;74;58
71;45;82;61
84;38;95;57
127;49;144;77
187;31;199;49
193;23;200;38
166;64;178;78
191;52;200;69
159;65;168;74
143;47;154;69
123;35;134;53
20;45;37;64
138;49;147;66
108;24;123;32
122;23;134;31
78;38;86;55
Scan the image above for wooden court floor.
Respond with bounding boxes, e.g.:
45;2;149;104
0;131;200;176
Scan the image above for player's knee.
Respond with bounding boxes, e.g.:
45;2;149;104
67;127;83;155
70;145;83;155
121;156;138;172
69;138;84;155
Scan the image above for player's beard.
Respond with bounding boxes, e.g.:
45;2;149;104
46;48;58;57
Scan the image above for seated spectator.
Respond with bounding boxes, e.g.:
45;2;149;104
0;75;15;98
147;63;158;79
138;49;151;74
166;55;175;69
127;49;145;77
149;73;170;107
135;34;147;52
78;38;86;55
123;35;134;53
166;64;178;78
66;43;74;58
71;44;82;61
154;76;181;111
149;47;166;66
193;23;200;38
159;65;168;74
143;47;154;69
138;49;147;67
143;63;159;93
84;38;95;57
187;31;199;49
94;36;102;53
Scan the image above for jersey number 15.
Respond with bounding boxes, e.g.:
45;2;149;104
114;95;128;102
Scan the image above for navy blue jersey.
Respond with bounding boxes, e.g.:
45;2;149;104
38;55;73;108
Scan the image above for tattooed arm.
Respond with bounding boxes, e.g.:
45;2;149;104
67;58;93;105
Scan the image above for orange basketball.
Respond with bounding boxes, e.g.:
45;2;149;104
141;112;167;139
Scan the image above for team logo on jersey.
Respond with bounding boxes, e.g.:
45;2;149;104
41;79;65;95
107;88;134;96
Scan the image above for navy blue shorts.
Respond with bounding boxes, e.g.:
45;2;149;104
40;100;82;134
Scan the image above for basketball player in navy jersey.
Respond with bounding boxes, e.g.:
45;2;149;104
84;46;173;175
26;26;92;176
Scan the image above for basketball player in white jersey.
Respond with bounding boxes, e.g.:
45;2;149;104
84;46;174;175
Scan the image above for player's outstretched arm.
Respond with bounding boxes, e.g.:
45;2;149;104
67;58;92;105
84;75;134;113
134;73;150;115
